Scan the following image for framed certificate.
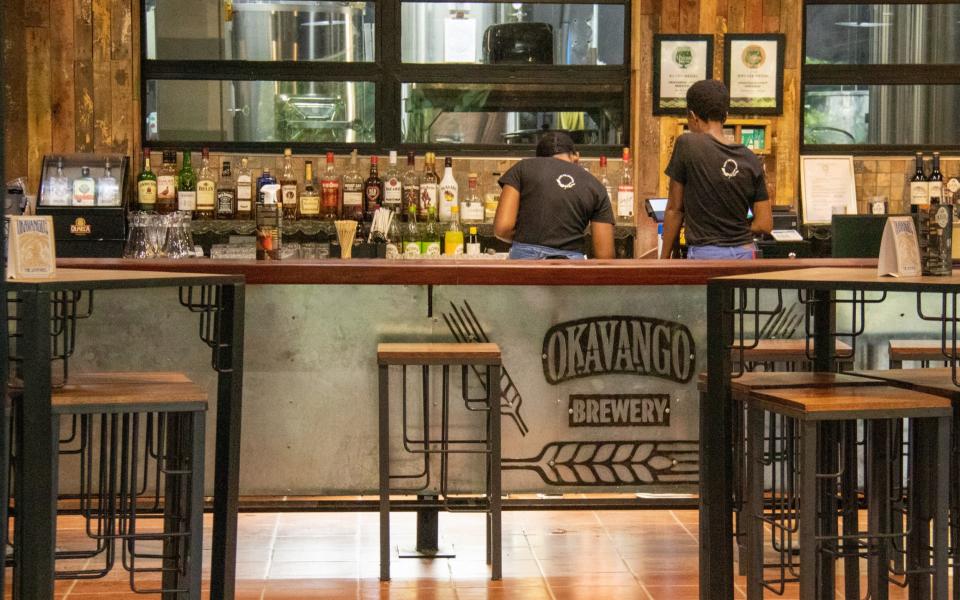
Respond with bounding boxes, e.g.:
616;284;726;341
799;155;858;224
652;35;714;115
723;34;785;115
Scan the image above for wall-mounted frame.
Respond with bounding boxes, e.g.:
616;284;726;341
799;155;857;224
652;34;714;115
723;33;785;116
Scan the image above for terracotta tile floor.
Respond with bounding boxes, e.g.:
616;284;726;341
8;509;943;598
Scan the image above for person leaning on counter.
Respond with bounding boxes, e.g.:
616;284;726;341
659;79;773;260
494;131;615;259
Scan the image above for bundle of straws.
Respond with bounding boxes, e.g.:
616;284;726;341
368;208;395;243
335;220;358;259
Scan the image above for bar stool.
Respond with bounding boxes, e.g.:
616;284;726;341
889;340;954;369
8;372;207;598
742;384;952;600
377;343;502;581
734;339;854;372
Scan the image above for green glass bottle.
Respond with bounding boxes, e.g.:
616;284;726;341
137;150;158;211
177;151;197;213
421;206;440;257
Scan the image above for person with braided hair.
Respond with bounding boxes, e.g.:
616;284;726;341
494;131;615;259
659;79;773;259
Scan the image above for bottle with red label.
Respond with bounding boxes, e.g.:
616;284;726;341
363;155;383;222
320;152;341;221
616;147;634;224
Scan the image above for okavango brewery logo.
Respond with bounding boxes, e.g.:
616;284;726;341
672;45;694;69
541;316;696;385
742;44;766;68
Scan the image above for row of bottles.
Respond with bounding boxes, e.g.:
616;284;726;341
910;151;956;276
389;204;483;258
135;148;637;225
42;158;120;207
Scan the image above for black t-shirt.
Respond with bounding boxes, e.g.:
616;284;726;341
665;133;769;247
499;157;614;252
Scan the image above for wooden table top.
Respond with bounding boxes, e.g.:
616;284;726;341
7;267;242;290
713;267;960;290
377;342;502;365
855;368;960;398
749;384;953;420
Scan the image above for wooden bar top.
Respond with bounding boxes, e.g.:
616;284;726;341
749;385;953;420
377;342;502;365
57;258;876;286
715;267;960;290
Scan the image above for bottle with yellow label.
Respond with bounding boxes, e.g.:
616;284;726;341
443;204;464;255
137;151;157;211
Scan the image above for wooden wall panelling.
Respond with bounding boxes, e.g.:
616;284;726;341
678;0;700;34
25;0;51;28
727;0;746;32
110;0;134;154
26;27;52;191
633;5;660;257
92;0;114;151
75;61;95;152
746;0;764;32
51;0;77;155
661;0;680;33
4;0;29;183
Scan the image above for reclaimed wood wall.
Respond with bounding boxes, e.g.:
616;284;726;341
3;0;139;192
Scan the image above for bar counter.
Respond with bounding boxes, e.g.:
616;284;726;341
58;257;877;286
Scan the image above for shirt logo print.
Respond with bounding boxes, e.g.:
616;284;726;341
556;174;576;190
721;159;740;179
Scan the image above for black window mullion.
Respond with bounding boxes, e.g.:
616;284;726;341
380;0;402;148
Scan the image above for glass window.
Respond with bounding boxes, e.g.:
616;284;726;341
145;0;375;62
401;82;624;144
805;4;960;65
803;84;960;145
145;80;376;143
400;2;625;65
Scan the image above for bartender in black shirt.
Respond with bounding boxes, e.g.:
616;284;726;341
659;80;773;259
494;132;615;259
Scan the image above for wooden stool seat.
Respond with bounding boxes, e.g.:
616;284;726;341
697;370;881;393
377;343;501;365
748;385;952;421
889;340;958;364
856;367;960;400
734;339;853;362
44;372;207;414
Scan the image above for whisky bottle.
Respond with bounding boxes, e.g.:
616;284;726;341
136;152;157;211
342;150;364;220
235;156;254;219
929;152;944;204
401;151;420;221
299;160;321;220
195;147;217;218
420;152;439;221
177;151;197;212
320;152;341;220
910;152;929;214
156;150;178;214
216;161;236;219
363;155;383;221
280;148;299;219
438;157;458;222
383;151;402;213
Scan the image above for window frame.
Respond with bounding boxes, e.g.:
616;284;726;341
801;0;960;154
140;0;632;156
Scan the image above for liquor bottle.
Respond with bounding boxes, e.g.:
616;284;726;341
923;185;952;276
299;160;321;220
216;161;236;219
484;172;501;223
256;166;277;205
136;152;157;211
404;204;421;257
401;151;420;221
195;148;217;218
438;157;459;222
342;150;364;220
420;152;440;221
910;152;929;214
421;206;441;257
947;175;960;204
929;152;944;204
363;155;383;221
96;159;120;206
280;148;299;219
466;226;481;256
444;204;464;255
383;151;402;213
156;150;178;214
256;184;282;260
320;152;341;220
43;157;72;206
597;155;614;216
460;172;484;224
386;214;403;259
235;156;254;219
72;166;96;206
178;151;197;212
616;147;634;223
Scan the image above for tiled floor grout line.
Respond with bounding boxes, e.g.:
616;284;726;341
59;555;94;599
591;511;656;600
523;523;558;600
260;512;282;597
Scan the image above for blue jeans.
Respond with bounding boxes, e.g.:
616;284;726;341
687;243;757;260
509;242;586;260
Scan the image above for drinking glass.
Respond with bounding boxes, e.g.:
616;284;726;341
123;212;150;259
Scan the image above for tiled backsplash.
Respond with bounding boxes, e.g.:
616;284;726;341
854;157;959;214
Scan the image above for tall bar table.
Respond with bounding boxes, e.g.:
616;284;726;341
6;269;245;600
702;267;960;600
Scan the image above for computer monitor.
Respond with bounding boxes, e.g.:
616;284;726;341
645;198;668;223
